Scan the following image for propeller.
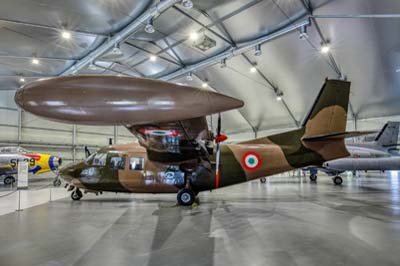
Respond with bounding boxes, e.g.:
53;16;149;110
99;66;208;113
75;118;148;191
214;113;227;188
84;146;91;158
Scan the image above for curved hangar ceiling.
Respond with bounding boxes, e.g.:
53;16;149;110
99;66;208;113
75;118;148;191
0;0;399;135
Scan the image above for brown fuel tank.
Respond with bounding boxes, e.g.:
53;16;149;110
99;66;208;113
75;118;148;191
15;75;244;125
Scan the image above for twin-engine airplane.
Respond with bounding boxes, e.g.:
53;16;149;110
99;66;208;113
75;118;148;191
15;75;359;205
0;146;62;185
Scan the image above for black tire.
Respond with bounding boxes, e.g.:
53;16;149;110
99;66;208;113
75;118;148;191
260;177;266;183
333;176;343;185
53;179;61;187
71;189;83;201
177;188;195;206
310;174;317;182
4;176;15;185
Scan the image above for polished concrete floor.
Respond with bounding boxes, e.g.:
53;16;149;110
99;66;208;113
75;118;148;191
0;173;399;266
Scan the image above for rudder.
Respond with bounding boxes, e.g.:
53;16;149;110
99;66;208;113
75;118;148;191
302;79;351;138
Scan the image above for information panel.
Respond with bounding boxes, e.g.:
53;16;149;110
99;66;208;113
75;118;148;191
17;161;28;189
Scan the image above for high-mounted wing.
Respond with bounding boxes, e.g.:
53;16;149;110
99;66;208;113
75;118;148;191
15;75;244;162
126;117;212;163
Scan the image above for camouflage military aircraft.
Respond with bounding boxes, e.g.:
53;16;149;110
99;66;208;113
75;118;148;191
15;75;359;205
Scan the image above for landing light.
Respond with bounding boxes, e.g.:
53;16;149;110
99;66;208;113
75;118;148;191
250;66;257;73
202;82;208;88
19;77;25;82
31;58;39;65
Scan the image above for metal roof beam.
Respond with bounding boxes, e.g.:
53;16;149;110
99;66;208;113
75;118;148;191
312;14;400;19
159;19;310;81
61;0;179;76
241;54;299;127
0;18;106;38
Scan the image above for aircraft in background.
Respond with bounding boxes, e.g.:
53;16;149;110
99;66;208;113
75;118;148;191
304;121;400;185
15;76;364;205
0;146;62;185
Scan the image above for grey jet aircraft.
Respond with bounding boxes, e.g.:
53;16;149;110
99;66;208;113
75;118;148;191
304;121;400;185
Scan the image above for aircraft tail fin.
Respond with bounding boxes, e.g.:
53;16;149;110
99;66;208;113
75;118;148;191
374;121;400;148
301;79;351;138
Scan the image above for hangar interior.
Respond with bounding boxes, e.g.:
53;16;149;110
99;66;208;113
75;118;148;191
1;1;400;266
1;0;400;162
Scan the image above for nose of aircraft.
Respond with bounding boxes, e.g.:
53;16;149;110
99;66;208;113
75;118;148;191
49;156;62;171
59;164;75;182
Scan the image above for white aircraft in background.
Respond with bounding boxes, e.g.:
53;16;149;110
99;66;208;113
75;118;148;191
304;121;400;185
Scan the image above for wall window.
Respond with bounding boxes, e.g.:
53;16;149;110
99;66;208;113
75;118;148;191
130;157;144;171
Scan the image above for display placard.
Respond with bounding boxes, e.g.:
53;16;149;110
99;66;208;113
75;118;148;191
17;161;28;189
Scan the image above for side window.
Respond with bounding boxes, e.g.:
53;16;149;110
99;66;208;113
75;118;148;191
110;156;125;170
93;153;106;166
130;157;144;171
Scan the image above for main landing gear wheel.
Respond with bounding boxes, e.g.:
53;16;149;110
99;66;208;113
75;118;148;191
333;176;343;186
71;189;83;201
53;178;61;187
3;176;15;185
260;177;266;183
309;174;317;182
177;188;195;206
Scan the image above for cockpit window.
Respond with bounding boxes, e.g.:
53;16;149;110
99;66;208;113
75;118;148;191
93;153;107;166
85;153;96;163
110;156;125;170
130;157;144;171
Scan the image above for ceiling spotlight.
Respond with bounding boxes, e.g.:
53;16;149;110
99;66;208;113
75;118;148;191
220;58;227;68
19;77;25;82
31;58;39;65
89;62;97;70
320;43;331;54
250;66;257;73
61;30;71;40
149;55;157;62
189;32;199;41
144;18;155;34
202;82;208;88
186;72;193;81
254;44;262;56
181;0;193;9
276;90;283;101
299;26;308;40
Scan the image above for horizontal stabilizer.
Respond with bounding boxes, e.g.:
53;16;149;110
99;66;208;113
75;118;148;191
302;131;376;142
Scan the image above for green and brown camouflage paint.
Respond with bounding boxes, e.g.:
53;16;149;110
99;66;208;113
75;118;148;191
60;79;352;194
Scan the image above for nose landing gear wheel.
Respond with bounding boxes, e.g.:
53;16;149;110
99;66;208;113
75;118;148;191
71;189;83;201
310;174;317;182
177;188;195;206
333;176;343;185
53;179;61;187
260;177;266;183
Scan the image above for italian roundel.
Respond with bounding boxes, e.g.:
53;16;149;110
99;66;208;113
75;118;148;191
242;151;261;171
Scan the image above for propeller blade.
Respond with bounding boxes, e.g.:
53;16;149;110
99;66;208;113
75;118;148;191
215;113;221;189
84;146;91;158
